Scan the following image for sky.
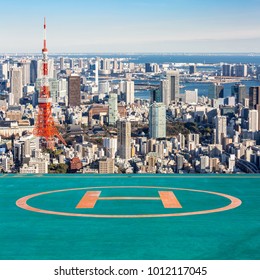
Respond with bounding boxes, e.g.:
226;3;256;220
0;0;260;53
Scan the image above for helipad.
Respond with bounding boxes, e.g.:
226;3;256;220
0;174;259;260
16;186;242;218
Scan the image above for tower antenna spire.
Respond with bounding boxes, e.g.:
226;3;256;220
43;17;47;53
33;17;66;150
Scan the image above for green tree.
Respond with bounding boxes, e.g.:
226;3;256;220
48;163;69;174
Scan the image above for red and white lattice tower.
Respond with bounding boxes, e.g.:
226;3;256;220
33;18;66;150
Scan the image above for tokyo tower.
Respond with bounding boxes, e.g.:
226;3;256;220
33;18;66;150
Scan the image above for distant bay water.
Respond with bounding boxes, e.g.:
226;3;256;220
135;80;260;100
127;54;260;65
56;53;260;65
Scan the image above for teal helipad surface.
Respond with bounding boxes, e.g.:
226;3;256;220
0;174;259;260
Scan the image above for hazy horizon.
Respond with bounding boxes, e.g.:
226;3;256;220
2;52;260;55
0;0;259;53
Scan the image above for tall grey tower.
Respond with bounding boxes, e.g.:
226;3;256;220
160;79;170;107
10;67;23;105
30;60;38;83
167;70;179;102
149;102;166;139
214;115;227;145
117;120;131;160
18;60;31;86
68;74;81;107
108;93;118;126
60;57;64;70
160;70;180;106
249;86;260;109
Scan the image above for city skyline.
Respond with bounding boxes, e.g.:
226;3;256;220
1;17;260;175
0;0;260;53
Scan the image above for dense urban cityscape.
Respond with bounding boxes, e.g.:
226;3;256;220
1;1;260;275
1;33;260;174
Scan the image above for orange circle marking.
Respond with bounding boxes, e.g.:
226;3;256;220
16;186;242;218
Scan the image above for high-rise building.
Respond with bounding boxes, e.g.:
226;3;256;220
101;58;110;71
69;58;74;69
95;60;99;86
248;110;258;132
103;137;117;159
147;153;157;172
243;98;249;108
18;60;31;86
224;96;235;106
0;62;8;81
113;59;118;71
189;64;197;75
160;71;180;105
209;83;224;99
49;59;54;78
153;64;159;73
176;154;184;172
78;58;83;69
149;102;166;139
200;155;209;173
160;79;170;106
128;62;135;71
118;61;123;72
125;80;134;104
151;88;162;103
118;80;124;98
58;78;68;101
249;86;260;109
154;143;164;158
185;89;198;104
187;133;200;146
257;66;260;76
145;63;152;73
222;64;232;76
167;70;180;102
30;60;38;83
232;64;248;77
68;74;81;107
117;120;131;160
99;59;104;70
10;67;23;105
60;57;64;70
256;104;260;131
48;78;59;103
99;81;110;95
99;158;115;174
209;158;220;172
216;84;224;99
231;83;247;104
228;154;236;172
108;93;118;125
178;133;185;150
215;115;227;144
